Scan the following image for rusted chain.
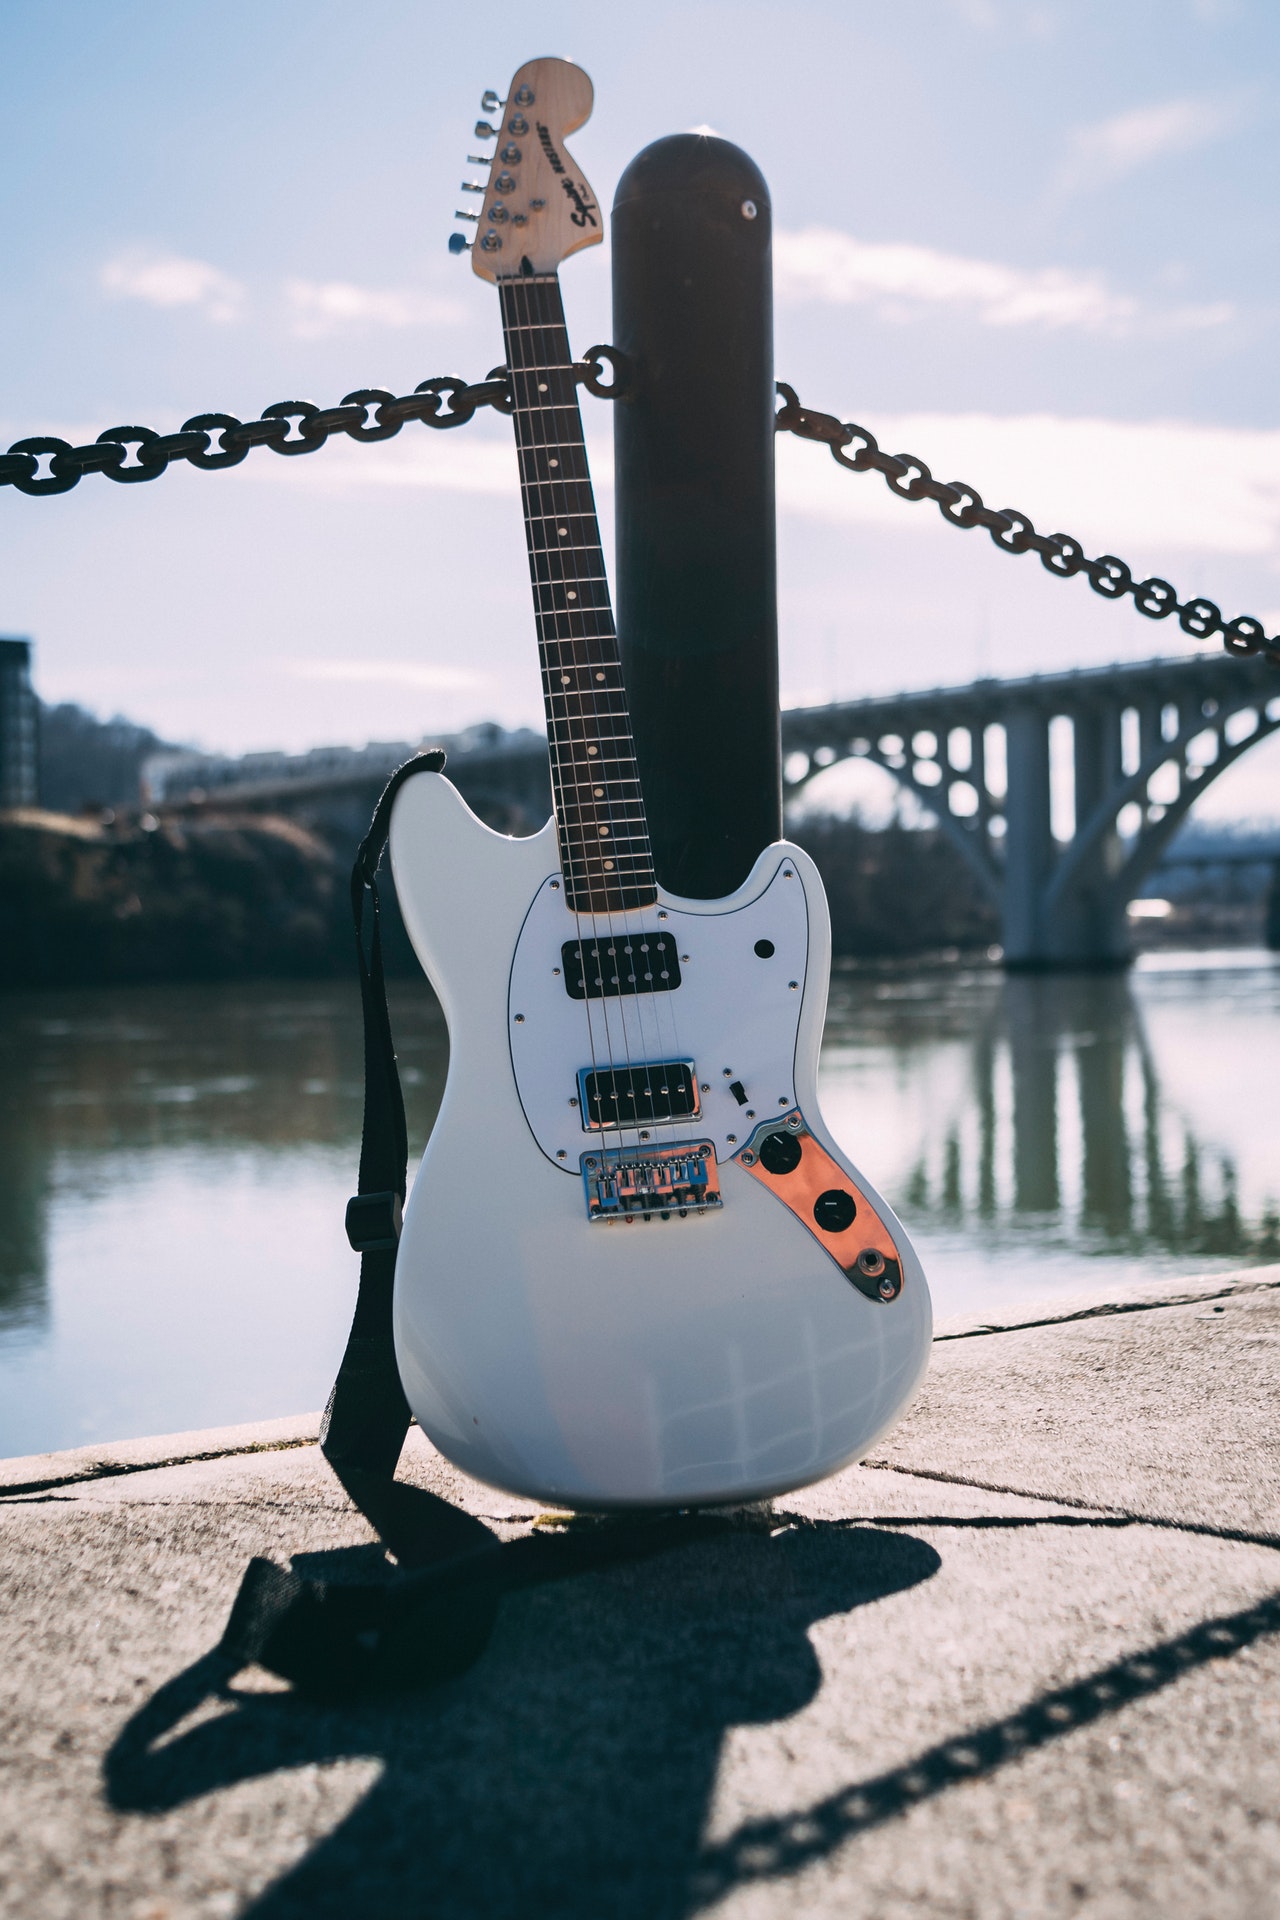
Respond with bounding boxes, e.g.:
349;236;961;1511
0;347;625;496
773;382;1279;666
2;351;1269;669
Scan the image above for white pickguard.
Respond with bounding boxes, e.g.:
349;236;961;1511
508;854;809;1170
388;770;932;1510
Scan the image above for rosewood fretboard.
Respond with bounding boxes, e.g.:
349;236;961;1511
498;271;656;916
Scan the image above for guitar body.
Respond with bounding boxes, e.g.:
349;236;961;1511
388;55;932;1509
390;769;931;1508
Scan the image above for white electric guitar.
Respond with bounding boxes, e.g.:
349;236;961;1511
389;56;931;1509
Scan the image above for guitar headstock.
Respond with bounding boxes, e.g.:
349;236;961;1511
451;57;602;281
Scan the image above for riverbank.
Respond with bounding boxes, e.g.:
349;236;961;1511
0;806;349;985
2;1266;1277;1917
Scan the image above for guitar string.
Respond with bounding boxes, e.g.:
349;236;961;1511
530;275;650;1148
500;273;604;1167
504;271;626;1172
506;268;698;1192
519;269;691;1172
522;271;674;1170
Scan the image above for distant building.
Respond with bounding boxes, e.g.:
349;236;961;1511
0;638;38;808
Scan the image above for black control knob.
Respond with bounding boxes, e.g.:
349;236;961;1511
813;1188;856;1233
757;1129;802;1175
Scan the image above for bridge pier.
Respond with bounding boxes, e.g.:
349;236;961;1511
1002;709;1055;967
781;654;1280;972
1003;701;1130;970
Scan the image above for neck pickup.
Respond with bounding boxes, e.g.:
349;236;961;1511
497;271;656;916
562;930;682;1000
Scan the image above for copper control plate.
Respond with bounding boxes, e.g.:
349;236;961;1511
734;1111;903;1302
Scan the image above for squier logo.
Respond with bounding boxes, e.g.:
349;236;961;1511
536;122;599;229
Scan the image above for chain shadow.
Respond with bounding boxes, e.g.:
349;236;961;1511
690;1582;1280;1906
105;1520;940;1919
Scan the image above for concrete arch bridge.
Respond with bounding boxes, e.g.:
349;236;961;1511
780;654;1280;969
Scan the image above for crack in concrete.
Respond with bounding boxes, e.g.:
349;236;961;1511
935;1273;1280;1341
861;1458;1280;1553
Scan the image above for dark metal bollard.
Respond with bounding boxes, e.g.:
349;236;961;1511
612;134;780;900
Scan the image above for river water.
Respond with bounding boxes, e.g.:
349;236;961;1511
2;953;1278;1458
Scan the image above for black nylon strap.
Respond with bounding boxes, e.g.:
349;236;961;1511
219;751;507;1694
215;752;731;1697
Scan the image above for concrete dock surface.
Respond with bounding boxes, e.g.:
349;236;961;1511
2;1268;1278;1919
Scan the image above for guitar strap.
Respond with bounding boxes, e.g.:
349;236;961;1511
217;753;724;1697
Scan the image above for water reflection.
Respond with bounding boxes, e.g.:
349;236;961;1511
820;960;1280;1296
0;982;447;1456
1;961;1278;1455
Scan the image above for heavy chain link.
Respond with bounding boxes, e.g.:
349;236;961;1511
774;383;1279;666
0;346;625;497
2;349;1271;669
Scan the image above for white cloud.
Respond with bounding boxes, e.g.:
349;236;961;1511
775;412;1280;561
246;433;520;495
285;279;466;338
1060;94;1245;191
282;659;489;691
100;249;244;323
773;228;1231;334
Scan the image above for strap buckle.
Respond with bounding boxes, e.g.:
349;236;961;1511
345;1191;403;1254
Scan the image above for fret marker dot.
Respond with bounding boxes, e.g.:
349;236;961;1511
567;590;577;601
558;527;568;537
538;382;548;392
604;859;615;870
595;671;605;681
549;458;559;468
587;747;598;757
561;674;570;685
599;826;610;836
593;787;603;797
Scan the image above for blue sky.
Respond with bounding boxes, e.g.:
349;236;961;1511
3;0;1280;813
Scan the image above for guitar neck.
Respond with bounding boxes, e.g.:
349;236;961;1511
498;272;656;915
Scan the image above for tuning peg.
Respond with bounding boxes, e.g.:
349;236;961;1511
454;209;481;222
474;120;498;140
448;233;472;255
481;90;503;112
466;155;492;167
460;181;485;193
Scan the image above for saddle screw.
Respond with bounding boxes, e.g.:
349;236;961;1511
740;1149;756;1166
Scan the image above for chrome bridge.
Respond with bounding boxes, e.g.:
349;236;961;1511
581;1140;722;1224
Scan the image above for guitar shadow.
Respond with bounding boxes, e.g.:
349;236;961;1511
105;1521;939;1919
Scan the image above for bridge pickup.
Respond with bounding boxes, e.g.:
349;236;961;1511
562;932;682;1000
577;1059;700;1130
582;1140;722;1222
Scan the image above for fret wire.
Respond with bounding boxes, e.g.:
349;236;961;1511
499;274;655;903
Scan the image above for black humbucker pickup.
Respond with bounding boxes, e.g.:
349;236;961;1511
578;1059;700;1130
562;931;682;1000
